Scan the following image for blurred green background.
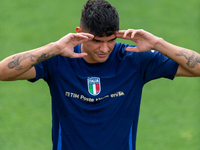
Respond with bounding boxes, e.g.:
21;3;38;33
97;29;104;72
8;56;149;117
0;0;199;149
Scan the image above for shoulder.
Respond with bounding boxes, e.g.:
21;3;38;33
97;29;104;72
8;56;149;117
112;43;173;69
43;55;66;65
35;55;69;72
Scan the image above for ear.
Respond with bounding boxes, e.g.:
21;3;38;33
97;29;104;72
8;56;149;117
76;27;82;33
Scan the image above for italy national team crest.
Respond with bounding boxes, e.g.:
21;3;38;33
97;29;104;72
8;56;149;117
87;77;101;96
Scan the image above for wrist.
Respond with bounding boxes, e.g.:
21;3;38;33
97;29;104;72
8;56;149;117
153;38;165;51
50;42;62;56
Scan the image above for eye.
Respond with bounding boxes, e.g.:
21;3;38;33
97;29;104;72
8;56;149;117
108;38;117;43
108;40;114;43
92;39;101;43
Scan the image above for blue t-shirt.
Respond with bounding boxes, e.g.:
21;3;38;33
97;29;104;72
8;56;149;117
29;42;178;150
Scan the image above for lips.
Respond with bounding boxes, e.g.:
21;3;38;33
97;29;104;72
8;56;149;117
98;53;107;58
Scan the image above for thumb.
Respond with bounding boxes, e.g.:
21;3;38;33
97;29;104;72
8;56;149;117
70;52;88;58
126;46;140;53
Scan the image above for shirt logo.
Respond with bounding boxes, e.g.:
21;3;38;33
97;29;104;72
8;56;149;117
87;77;101;96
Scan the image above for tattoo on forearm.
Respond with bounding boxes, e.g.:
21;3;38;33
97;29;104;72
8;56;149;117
175;49;200;68
7;53;37;70
7;53;54;70
31;53;53;67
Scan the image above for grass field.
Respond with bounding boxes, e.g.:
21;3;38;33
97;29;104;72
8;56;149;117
0;0;199;150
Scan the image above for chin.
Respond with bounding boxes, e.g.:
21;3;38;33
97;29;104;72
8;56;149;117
97;58;108;63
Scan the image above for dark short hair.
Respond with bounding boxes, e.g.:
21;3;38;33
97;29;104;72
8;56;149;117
80;0;119;37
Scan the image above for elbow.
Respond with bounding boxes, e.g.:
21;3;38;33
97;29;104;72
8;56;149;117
0;74;10;81
0;65;14;81
0;75;15;81
0;65;7;81
0;70;14;81
0;69;5;81
0;72;17;81
0;76;6;81
0;70;7;81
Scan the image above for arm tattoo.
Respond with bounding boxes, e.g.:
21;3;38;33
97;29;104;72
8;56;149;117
7;53;54;70
7;53;37;70
175;49;200;68
31;53;54;67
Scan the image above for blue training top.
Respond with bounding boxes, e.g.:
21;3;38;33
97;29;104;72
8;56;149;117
29;42;178;150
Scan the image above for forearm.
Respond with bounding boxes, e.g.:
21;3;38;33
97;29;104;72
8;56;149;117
154;38;200;76
0;42;60;80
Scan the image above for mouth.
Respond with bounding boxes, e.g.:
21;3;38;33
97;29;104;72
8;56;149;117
98;53;107;58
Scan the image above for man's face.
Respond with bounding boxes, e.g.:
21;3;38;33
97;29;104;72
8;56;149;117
81;34;117;63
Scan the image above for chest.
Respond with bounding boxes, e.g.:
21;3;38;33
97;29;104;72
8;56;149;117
51;58;142;98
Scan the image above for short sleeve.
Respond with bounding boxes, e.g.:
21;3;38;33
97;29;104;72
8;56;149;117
137;50;179;83
28;56;62;83
28;61;49;82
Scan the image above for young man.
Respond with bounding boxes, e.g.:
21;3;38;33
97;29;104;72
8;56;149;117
0;0;200;149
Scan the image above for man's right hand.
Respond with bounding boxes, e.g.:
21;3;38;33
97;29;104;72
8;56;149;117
55;33;94;58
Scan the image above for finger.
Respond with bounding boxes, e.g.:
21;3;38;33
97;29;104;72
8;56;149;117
123;29;134;38
126;46;140;53
75;36;93;45
72;33;94;40
78;33;94;41
115;30;126;37
73;34;93;40
116;31;131;40
73;34;94;45
80;33;94;38
131;30;137;38
70;52;88;58
116;30;126;34
115;33;124;39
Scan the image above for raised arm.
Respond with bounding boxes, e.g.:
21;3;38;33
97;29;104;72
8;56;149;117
116;29;200;77
0;33;94;81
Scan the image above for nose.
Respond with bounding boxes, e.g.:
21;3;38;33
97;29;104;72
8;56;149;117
99;42;109;53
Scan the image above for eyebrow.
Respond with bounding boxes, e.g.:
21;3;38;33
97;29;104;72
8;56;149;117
92;37;117;42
